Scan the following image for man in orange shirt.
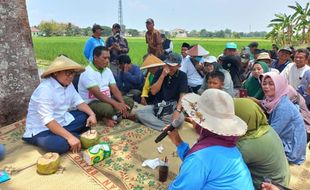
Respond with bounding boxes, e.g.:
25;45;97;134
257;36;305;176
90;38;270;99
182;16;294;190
145;18;163;58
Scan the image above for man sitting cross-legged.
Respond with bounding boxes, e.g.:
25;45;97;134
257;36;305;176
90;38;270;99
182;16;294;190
78;46;134;128
136;52;188;131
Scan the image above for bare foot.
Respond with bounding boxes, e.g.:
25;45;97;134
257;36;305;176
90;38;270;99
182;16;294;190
104;118;117;128
123;113;136;122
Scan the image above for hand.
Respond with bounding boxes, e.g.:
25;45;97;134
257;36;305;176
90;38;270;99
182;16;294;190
86;115;97;127
164;125;183;146
140;97;147;105
114;102;129;113
67;135;81;153
195;63;204;71
261;182;280;190
161;66;170;78
124;64;130;72
307;84;310;94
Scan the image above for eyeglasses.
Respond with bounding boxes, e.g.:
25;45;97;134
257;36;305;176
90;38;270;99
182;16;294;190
64;70;77;76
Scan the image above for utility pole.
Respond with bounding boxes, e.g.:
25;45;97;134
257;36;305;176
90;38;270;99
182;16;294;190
118;0;125;35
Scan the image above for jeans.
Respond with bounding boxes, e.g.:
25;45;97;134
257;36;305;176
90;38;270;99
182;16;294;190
0;144;5;160
136;105;184;131
22;110;88;154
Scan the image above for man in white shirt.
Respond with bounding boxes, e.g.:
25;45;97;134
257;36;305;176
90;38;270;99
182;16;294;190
180;42;190;67
23;55;97;154
180;44;208;93
78;46;134;128
281;49;310;89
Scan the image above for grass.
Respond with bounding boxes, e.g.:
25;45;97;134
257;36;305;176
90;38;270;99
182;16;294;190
32;36;272;66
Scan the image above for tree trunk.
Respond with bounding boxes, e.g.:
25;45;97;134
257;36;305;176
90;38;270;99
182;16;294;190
0;0;39;126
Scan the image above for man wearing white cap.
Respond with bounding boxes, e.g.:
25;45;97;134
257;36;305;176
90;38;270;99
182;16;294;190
136;52;188;131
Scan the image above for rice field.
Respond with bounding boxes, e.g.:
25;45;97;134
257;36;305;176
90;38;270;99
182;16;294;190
32;36;272;66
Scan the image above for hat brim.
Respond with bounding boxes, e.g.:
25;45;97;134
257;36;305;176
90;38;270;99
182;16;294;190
181;93;247;136
140;63;165;70
166;63;179;67
41;65;85;78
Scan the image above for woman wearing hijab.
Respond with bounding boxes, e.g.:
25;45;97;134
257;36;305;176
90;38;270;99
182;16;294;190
23;55;97;154
288;85;310;137
242;61;269;100
297;69;310;110
198;56;234;96
168;89;254;190
260;72;307;165
234;98;290;189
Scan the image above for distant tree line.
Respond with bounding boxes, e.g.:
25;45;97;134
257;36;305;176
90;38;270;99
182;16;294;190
36;20;266;38
186;29;267;38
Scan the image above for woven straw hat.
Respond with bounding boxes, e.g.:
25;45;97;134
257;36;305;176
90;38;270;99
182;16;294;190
41;55;85;78
140;54;165;70
186;45;209;57
181;89;247;136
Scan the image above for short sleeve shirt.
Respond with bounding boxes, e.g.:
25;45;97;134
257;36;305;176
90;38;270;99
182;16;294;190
152;69;188;104
78;63;116;104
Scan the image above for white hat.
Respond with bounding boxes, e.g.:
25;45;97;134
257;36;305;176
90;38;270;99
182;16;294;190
186;45;209;57
257;52;271;61
202;55;217;63
181;89;247;136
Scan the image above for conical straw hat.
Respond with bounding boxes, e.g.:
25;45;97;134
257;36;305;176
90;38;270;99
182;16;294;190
140;54;165;70
186;45;209;57
41;55;85;78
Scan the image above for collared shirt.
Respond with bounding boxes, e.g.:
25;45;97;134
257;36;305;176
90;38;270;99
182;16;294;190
83;36;105;62
152;69;188;104
180;57;204;87
106;35;129;62
168;142;254;190
181;55;190;67
281;62;310;89
23;77;84;138
145;29;163;58
271;59;291;73
78;63;116;104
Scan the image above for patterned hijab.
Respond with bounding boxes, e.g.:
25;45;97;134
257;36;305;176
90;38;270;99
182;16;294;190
234;98;270;140
261;72;289;113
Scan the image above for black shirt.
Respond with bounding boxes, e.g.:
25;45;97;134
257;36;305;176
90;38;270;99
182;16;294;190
222;55;242;88
152;68;188;104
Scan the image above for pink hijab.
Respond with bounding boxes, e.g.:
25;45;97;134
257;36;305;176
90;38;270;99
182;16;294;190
261;72;289;113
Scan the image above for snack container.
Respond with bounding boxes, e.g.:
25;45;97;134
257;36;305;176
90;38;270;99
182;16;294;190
83;142;111;165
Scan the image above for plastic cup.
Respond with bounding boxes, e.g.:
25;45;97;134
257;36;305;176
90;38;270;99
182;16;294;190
158;165;168;182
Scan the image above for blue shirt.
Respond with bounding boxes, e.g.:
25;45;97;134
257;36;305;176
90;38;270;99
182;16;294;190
269;96;307;165
83;36;105;62
116;64;144;94
169;142;254;190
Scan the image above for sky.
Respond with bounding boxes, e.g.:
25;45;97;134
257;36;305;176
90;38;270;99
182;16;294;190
26;0;308;32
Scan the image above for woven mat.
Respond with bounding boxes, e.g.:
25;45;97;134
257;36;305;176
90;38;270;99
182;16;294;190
1;118;310;190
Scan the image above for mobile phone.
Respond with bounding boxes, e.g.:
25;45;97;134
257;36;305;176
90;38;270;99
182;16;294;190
239;88;248;98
